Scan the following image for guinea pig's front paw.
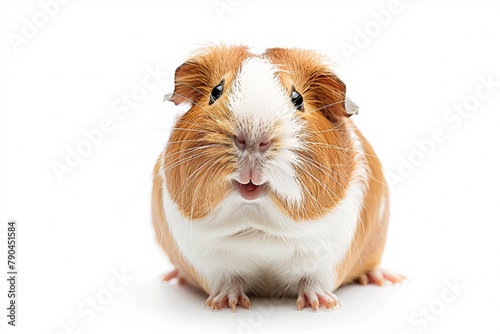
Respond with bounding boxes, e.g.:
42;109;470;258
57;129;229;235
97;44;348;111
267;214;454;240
296;279;340;311
205;278;251;311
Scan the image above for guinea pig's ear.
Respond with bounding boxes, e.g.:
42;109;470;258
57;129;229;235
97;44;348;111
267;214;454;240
312;74;358;121
165;61;204;105
165;45;252;106
345;96;359;116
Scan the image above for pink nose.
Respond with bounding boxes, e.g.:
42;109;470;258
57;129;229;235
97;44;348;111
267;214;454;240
235;135;271;153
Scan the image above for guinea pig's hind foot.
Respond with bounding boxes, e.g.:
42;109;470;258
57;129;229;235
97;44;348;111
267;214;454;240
296;279;341;311
356;268;406;286
162;269;187;285
205;278;251;311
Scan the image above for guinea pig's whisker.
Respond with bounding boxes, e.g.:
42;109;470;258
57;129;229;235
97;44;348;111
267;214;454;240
168;91;219;121
299;166;342;206
298;139;378;211
168;127;214;134
299;183;333;221
130;127;213;135
296;100;347;119
168;152;221;181
122;136;205;204
158;216;167;252
306;100;347;115
159;155;208;178
189;166;209;221
157;150;226;179
188;157;225;222
368;174;388;187
171;165;213;208
165;138;212;145
156;140;222;156
200;161;226;215
118;128;172;135
300;166;347;199
161;149;222;175
349;234;364;268
301;184;332;216
155;147;226;187
297;154;350;191
303;142;379;159
158;147;207;167
299;153;373;212
171;155;221;207
174;80;210;99
330;119;352;134
333;119;348;129
302;155;370;213
308;127;362;135
157;144;225;163
175;119;210;130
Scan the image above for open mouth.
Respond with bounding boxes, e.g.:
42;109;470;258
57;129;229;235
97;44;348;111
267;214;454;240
235;180;266;200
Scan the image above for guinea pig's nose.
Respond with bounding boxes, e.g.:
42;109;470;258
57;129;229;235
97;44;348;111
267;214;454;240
234;135;271;153
257;137;271;153
235;135;247;151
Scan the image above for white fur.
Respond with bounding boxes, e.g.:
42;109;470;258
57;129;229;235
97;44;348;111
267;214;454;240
161;130;369;296
227;57;304;204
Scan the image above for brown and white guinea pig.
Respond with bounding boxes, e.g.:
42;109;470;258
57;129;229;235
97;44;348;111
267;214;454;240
151;44;404;311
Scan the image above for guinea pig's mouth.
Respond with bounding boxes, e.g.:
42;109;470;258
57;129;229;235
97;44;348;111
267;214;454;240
234;180;266;200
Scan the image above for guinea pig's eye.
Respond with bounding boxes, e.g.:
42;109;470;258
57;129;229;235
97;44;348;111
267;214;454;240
291;89;304;111
209;79;224;105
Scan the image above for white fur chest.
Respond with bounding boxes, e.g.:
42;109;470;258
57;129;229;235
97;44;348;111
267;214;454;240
160;133;368;296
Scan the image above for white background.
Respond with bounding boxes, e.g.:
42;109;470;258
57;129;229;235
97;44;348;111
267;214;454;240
1;0;500;333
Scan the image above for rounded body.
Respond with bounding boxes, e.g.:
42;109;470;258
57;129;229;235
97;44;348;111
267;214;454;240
151;45;396;309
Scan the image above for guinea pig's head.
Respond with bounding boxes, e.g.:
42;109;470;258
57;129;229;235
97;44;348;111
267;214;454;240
163;45;359;222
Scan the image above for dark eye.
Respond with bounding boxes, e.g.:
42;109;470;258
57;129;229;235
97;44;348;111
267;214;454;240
291;89;304;111
209;79;224;105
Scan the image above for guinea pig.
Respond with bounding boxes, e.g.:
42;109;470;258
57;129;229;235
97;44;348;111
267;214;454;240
151;44;404;311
